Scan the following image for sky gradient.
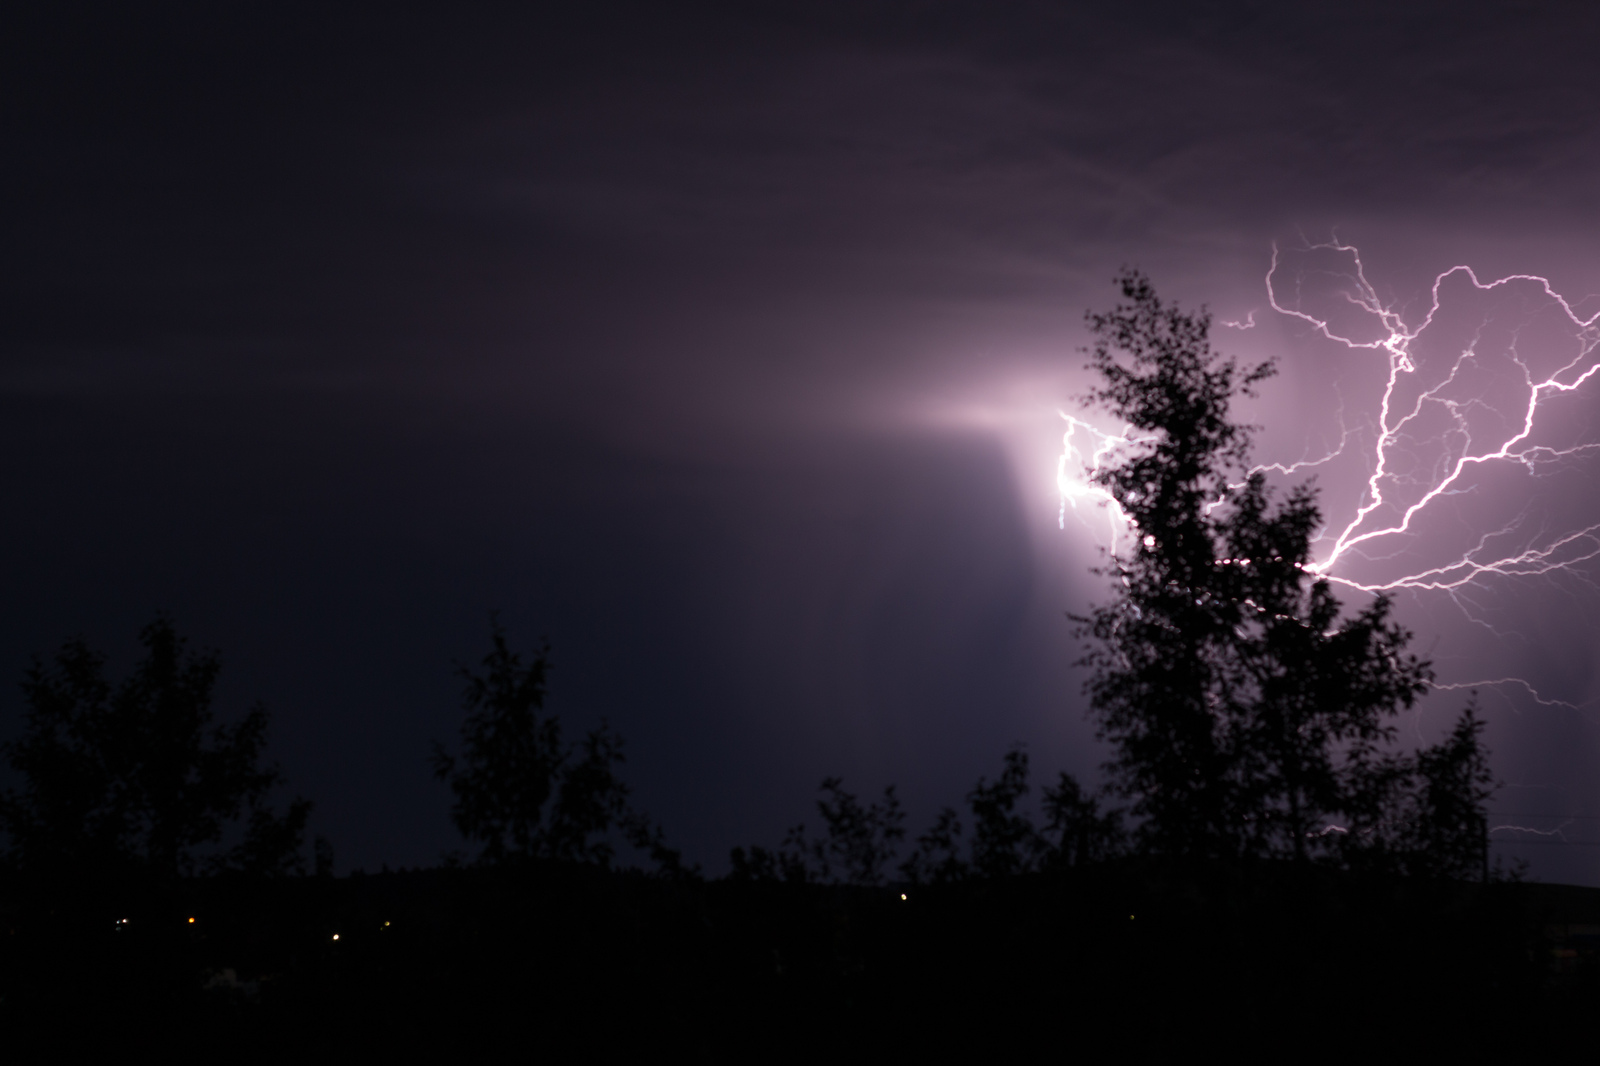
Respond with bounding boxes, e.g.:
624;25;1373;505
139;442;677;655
6;1;1600;880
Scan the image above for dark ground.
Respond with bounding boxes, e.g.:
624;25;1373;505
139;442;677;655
2;862;1593;1060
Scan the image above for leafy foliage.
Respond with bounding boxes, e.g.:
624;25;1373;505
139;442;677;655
968;748;1059;877
737;750;1125;886
1040;770;1126;870
1336;700;1497;880
900;748;1125;883
898;805;966;885
1074;269;1494;872
0;617;311;880
806;777;907;884
433;617;690;874
432;623;558;862
732;778;906;885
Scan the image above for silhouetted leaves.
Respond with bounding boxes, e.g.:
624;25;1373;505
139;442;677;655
1075;270;1493;873
434;616;691;875
898;748;1123;883
1041;771;1125;869
966;748;1043;878
1409;703;1496;878
727;843;809;883
431;620;561;863
0;617;311;881
744;751;1124;886
808;777;906;885
735;778;906;885
901;806;966;884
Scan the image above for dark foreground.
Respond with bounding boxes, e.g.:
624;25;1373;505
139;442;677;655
2;861;1594;1059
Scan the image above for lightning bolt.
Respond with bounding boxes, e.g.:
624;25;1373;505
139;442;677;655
1056;414;1138;553
1060;240;1600;737
1265;238;1600;600
1490;818;1575;842
1257;240;1600;725
1430;678;1581;715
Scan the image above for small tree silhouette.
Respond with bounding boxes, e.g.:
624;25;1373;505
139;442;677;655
966;748;1043;878
899;749;1124;883
0;617;311;880
802;778;907;885
433;617;689;873
731;779;905;885
1407;702;1495;879
899;806;967;885
1040;770;1125;870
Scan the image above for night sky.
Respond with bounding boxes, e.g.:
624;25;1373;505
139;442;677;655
7;1;1600;882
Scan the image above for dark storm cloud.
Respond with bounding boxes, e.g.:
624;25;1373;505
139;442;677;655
5;1;1600;877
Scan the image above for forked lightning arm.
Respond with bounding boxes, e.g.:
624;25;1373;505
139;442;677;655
1265;239;1600;598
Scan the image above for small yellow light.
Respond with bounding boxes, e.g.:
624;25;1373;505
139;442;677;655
383;921;390;927
332;933;340;941
1128;914;1135;921
188;917;196;924
899;893;907;901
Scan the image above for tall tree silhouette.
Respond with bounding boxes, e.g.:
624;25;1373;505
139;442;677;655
0;617;311;880
1074;270;1493;872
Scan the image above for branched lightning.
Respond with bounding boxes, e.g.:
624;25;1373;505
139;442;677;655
1262;239;1600;717
1059;240;1600;732
1056;414;1136;553
1265;238;1600;597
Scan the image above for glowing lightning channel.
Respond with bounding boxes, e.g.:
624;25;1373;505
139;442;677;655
1056;414;1136;553
1261;239;1600;715
1265;238;1600;598
1058;241;1600;720
1490;819;1575;842
1432;678;1581;712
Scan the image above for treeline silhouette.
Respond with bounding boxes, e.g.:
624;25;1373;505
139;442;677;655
0;616;1592;1056
2;273;1597;1055
730;748;1124;886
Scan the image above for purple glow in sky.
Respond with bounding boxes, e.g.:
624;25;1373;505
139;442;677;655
5;2;1600;881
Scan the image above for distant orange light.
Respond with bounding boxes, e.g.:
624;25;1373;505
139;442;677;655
188;917;196;924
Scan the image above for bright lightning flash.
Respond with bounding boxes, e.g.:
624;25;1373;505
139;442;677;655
1058;240;1600;733
1266;239;1600;604
1056;414;1137;554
